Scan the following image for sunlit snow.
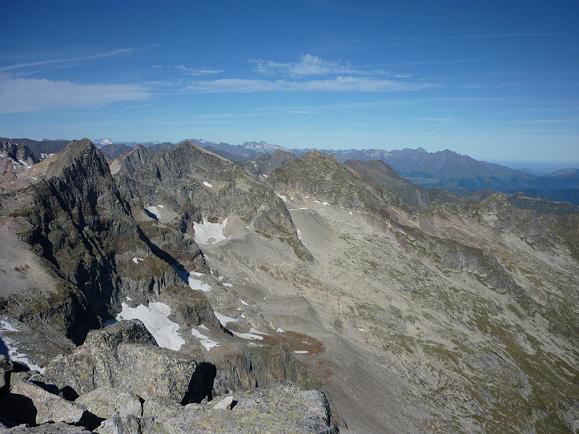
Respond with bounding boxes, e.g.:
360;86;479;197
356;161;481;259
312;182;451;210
0;320;44;373
116;302;184;351
231;330;264;341
203;181;213;188
188;273;212;292
214;311;239;325
145;205;164;219
191;327;219;350
194;218;228;245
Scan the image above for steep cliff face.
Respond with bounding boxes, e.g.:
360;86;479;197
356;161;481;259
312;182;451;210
114;142;310;259
0;140;39;166
0;140;206;343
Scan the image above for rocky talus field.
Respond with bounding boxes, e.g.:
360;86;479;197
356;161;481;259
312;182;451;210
0;139;577;433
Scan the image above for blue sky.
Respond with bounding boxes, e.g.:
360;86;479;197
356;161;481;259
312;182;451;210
1;0;578;165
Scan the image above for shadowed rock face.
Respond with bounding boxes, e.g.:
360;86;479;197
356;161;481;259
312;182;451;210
0;140;39;166
0;139;206;344
114;141;310;259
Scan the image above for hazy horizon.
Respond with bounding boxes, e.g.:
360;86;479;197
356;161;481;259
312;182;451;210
2;0;578;164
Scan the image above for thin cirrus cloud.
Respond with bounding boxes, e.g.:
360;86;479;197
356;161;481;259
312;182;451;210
182;54;437;93
0;77;150;114
0;48;134;72
153;64;224;76
250;54;389;77
185;76;438;93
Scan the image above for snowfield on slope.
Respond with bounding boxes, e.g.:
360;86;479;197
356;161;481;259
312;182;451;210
194;218;228;244
116;302;184;351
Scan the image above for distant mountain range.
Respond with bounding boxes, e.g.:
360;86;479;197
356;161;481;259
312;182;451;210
3;137;578;204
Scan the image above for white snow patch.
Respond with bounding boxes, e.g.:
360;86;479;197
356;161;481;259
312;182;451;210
145;205;164;220
276;193;287;202
116;302;184;351
249;328;269;336
194;218;228;245
0;320;18;332
240;299;249;306
126;296;133;301
0;322;44;373
276;327;284;333
214;311;239;325
231;330;263;341
297;229;303;241
190;271;205;277
349;211;353;216
293;350;309;354
132;257;143;264
188;274;212;292
223;283;233;288
203;181;213;188
289;207;308;211
322;201;329;206
4;340;45;373
191;327;219;350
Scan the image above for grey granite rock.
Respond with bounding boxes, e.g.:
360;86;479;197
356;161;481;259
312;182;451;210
144;383;337;434
2;422;91;433
44;320;199;402
76;386;142;419
9;380;86;424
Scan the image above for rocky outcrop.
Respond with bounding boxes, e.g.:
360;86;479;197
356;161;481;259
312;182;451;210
96;383;336;434
8;380;86;425
141;383;336;434
0;140;38;166
44;320;202;402
0;139;206;344
210;345;314;395
76;387;142;420
2;422;90;433
267;151;388;217
114;142;310;259
0;320;337;433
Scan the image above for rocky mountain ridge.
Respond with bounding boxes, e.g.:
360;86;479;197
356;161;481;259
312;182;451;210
0;139;577;433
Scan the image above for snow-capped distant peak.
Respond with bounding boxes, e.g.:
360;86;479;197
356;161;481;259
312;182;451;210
95;138;114;146
241;141;284;152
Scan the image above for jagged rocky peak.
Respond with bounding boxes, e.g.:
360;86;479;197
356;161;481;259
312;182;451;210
114;140;311;259
267;150;386;212
0;139;39;166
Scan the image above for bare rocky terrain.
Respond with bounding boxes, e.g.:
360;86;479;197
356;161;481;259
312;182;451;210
0;139;577;433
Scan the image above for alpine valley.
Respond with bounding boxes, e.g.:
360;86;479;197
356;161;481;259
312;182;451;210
0;137;578;433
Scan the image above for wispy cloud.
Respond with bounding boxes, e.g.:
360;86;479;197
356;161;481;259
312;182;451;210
185;76;438;93
0;48;134;72
0;77;150;114
153;64;223;76
250;54;389;77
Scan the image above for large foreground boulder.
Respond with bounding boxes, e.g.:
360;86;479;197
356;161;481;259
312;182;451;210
93;383;336;433
0;380;86;426
44;321;201;402
76;387;142;420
